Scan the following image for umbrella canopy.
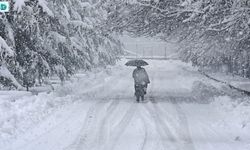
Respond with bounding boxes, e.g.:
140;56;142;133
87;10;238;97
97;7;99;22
125;59;149;66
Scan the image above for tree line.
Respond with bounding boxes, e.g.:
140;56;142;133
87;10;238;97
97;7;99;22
0;0;123;90
106;0;250;77
1;0;250;90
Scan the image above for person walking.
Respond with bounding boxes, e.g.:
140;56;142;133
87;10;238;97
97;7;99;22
132;66;150;102
125;59;150;102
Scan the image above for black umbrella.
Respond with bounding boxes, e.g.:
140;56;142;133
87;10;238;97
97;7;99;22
125;59;149;66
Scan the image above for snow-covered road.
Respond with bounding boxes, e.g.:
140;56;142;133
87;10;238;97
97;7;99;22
2;60;250;150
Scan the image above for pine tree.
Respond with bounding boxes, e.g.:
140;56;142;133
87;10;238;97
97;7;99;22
0;0;123;90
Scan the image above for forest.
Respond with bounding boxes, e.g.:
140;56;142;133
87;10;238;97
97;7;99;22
106;0;250;76
1;0;250;90
0;0;123;90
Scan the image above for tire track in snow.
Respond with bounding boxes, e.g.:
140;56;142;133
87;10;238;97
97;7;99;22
155;98;195;150
8;103;84;150
146;67;194;150
70;75;133;150
65;99;110;150
103;102;137;150
138;105;157;150
148;94;196;150
139;123;148;150
170;99;195;150
137;106;149;150
66;97;122;150
147;68;177;149
143;102;179;150
97;98;120;149
180;104;235;150
145;68;176;149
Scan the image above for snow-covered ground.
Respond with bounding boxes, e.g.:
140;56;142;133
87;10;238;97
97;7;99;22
1;59;250;150
205;72;250;92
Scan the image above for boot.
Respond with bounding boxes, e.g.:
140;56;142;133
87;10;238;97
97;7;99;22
141;95;144;101
136;95;140;103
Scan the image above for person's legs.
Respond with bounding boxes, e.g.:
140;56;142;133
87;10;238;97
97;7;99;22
134;85;136;96
143;84;148;94
136;95;140;102
135;85;140;102
141;95;144;101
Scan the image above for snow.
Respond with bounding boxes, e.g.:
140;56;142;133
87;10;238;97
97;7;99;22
212;96;250;132
80;2;92;8
63;4;70;20
0;36;14;56
206;72;250;92
38;0;53;16
13;0;53;16
1;59;250;150
0;65;24;90
48;32;66;43
0;91;32;101
69;20;93;29
54;65;67;76
13;0;27;12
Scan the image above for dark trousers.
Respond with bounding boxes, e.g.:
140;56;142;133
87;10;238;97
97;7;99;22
134;84;147;96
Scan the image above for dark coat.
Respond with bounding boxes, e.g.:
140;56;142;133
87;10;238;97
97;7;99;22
132;67;150;85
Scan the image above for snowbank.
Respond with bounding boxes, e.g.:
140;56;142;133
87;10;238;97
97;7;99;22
1;59;250;149
0;62;129;146
0;65;24;90
205;72;250;93
211;96;250;141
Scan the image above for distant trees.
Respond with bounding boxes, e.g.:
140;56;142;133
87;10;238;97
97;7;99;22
106;0;250;77
0;0;123;90
1;0;250;90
